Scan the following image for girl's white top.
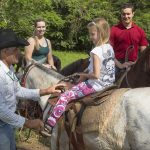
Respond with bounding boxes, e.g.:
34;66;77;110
87;43;115;91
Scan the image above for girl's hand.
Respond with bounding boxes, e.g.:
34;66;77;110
74;73;87;83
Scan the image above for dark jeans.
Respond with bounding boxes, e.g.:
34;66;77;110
0;120;16;150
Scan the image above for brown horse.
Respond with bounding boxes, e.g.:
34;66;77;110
120;46;150;88
60;57;89;76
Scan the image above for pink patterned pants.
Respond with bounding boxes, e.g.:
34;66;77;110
47;81;96;127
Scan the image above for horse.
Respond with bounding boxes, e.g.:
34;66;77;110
20;46;150;150
119;46;150;88
52;87;150;150
17;63;64;123
60;57;89;76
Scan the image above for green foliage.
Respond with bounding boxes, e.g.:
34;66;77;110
0;0;149;51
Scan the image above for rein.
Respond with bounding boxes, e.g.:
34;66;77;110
122;45;134;88
21;63;35;87
59;74;80;84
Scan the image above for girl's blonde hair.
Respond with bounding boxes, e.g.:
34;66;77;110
87;18;110;46
33;18;46;50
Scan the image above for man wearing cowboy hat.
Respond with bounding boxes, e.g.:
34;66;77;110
0;29;65;150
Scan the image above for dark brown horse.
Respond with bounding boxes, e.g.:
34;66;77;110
120;46;150;88
60;57;89;76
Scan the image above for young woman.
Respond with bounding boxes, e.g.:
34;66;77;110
42;18;115;136
25;18;56;69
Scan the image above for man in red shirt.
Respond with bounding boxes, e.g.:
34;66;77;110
110;3;148;74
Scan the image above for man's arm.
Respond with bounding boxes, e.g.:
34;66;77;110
16;83;66;100
0;91;44;131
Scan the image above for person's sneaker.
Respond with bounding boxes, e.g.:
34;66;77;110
40;124;52;137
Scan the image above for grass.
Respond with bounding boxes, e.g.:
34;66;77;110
53;50;89;68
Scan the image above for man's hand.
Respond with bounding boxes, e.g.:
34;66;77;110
40;83;67;96
24;119;44;131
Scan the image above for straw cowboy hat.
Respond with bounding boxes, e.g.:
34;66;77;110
0;29;29;50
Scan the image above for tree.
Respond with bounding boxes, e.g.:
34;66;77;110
0;0;149;51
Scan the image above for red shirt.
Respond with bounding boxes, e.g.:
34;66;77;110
110;22;148;61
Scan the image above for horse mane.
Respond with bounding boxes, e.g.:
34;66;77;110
33;63;64;79
22;63;64;86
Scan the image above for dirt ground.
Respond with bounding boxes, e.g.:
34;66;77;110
16;130;51;150
17;142;50;150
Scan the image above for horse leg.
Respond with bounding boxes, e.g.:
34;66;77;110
51;120;70;150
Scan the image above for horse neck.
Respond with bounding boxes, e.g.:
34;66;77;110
121;56;150;88
24;64;64;110
60;58;89;76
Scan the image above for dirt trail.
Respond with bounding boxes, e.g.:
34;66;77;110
17;142;50;150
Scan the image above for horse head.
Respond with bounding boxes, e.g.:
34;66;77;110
18;63;64;120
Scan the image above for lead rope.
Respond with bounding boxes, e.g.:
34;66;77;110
125;45;134;87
